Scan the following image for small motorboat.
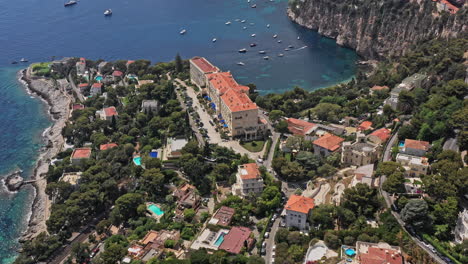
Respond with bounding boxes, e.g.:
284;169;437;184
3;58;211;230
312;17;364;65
248;0;250;2
104;9;112;16
250;23;255;25
277;40;282;43
238;48;247;53
288;45;294;48
235;19;240;22
267;24;270;28
243;27;247;30
278;53;284;57
251;34;256;37
273;34;278;38
284;48;289;51
11;61;18;64
180;29;187;35
212;38;217;42
297;36;300;40
258;50;266;54
225;21;231;25
263;56;269;60
251;4;257;8
250;43;257;47
237;62;245;66
241;20;246;23
64;0;77;7
20;58;28;62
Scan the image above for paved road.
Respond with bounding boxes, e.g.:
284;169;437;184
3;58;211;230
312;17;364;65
443;137;459;151
67;73;85;102
264;217;280;264
379;129;446;264
174;86;205;147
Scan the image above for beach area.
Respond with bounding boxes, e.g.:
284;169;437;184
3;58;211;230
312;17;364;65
17;66;72;242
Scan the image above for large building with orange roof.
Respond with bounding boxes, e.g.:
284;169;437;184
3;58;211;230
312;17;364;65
189;57;219;87
190;57;265;139
313;133;345;157
356;241;403;264
233;163;264;197
284;195;315;230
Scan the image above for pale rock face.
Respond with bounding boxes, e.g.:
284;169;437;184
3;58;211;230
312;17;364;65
454;209;468;244
287;0;466;59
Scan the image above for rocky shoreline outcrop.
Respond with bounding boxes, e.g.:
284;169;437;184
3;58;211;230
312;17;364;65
18;67;72;242
287;0;467;59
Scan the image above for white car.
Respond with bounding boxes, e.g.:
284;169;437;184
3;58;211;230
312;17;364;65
264;232;270;238
272;245;276;251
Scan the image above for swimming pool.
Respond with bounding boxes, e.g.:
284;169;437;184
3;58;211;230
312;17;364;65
345;248;356;256
399;141;405;147
214;232;226;247
133;156;141;166
148;204;164;216
95;75;103;81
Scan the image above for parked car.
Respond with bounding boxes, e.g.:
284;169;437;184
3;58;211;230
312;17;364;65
90;247;100;258
264;232;269;238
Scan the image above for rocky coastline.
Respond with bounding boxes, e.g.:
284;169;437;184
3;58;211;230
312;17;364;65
287;0;466;59
17;66;72;242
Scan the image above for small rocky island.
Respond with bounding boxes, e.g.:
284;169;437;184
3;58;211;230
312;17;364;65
4;170;24;192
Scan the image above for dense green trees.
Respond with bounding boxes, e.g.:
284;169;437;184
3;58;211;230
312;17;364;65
401;199;431;231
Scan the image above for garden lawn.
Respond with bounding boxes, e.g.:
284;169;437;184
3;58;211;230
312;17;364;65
240;140;265;152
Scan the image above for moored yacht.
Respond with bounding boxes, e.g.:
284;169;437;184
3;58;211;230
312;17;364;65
64;0;77;7
104;9;112;16
238;48;247;53
237;62;245;66
180;29;187;35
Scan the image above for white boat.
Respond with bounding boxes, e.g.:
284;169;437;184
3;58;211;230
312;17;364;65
277;40;282;43
250;23;255;25
235;19;240;21
104;9;112;16
267;24;270;28
247;0;250;2
259;50;266;54
180;29;187;35
251;4;257;8
263;56;269;60
288;45;294;48
64;0;77;7
278;53;284;57
237;62;245;66
225;21;231;25
297;36;300;40
238;48;247;53
251;34;256;37
212;38;217;42
243;27;247;30
241;20;246;23
284;48;289;51
273;34;278;38
20;58;28;62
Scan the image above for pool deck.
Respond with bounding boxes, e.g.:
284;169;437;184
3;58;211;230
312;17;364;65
190;228;230;252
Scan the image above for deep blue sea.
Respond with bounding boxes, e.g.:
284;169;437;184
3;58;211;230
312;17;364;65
0;0;357;262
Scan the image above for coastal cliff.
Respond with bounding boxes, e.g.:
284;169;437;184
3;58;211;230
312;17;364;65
288;0;467;59
19;67;72;241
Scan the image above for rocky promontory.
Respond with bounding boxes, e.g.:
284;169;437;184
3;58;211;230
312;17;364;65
18;66;72;241
288;0;467;59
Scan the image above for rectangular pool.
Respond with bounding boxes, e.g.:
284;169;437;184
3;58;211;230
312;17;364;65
214;232;226;247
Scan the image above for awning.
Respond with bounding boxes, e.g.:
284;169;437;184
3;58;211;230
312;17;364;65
223;124;228;128
220;119;225;124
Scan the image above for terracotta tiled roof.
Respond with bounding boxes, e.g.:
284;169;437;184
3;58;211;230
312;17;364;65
313;133;344;151
404;139;430;151
238;163;261;180
371;85;389;91
78;83;89;87
213;206;235;226
72;148;92;159
140;230;159;246
191;57;219;73
126;60;135;65
92;83;102;88
358;121;373;131
72;104;85;110
220;88;257;112
440;0;459;14
112;70;123;77
284;195;315;214
219;227;251;254
100;143;118;151
359;247;403;264
207;72;239;94
369;128;391;142
287;118;316;136
103;106;118;117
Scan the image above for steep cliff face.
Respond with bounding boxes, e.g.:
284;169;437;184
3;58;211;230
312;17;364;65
288;0;467;59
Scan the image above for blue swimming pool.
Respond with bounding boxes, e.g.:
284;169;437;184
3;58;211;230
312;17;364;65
148;204;164;216
399;141;405;147
95;75;103;81
345;248;356;256
214;232;226;247
133;156;141;166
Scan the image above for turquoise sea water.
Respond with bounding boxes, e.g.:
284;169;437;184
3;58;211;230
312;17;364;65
0;0;358;262
0;67;51;263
